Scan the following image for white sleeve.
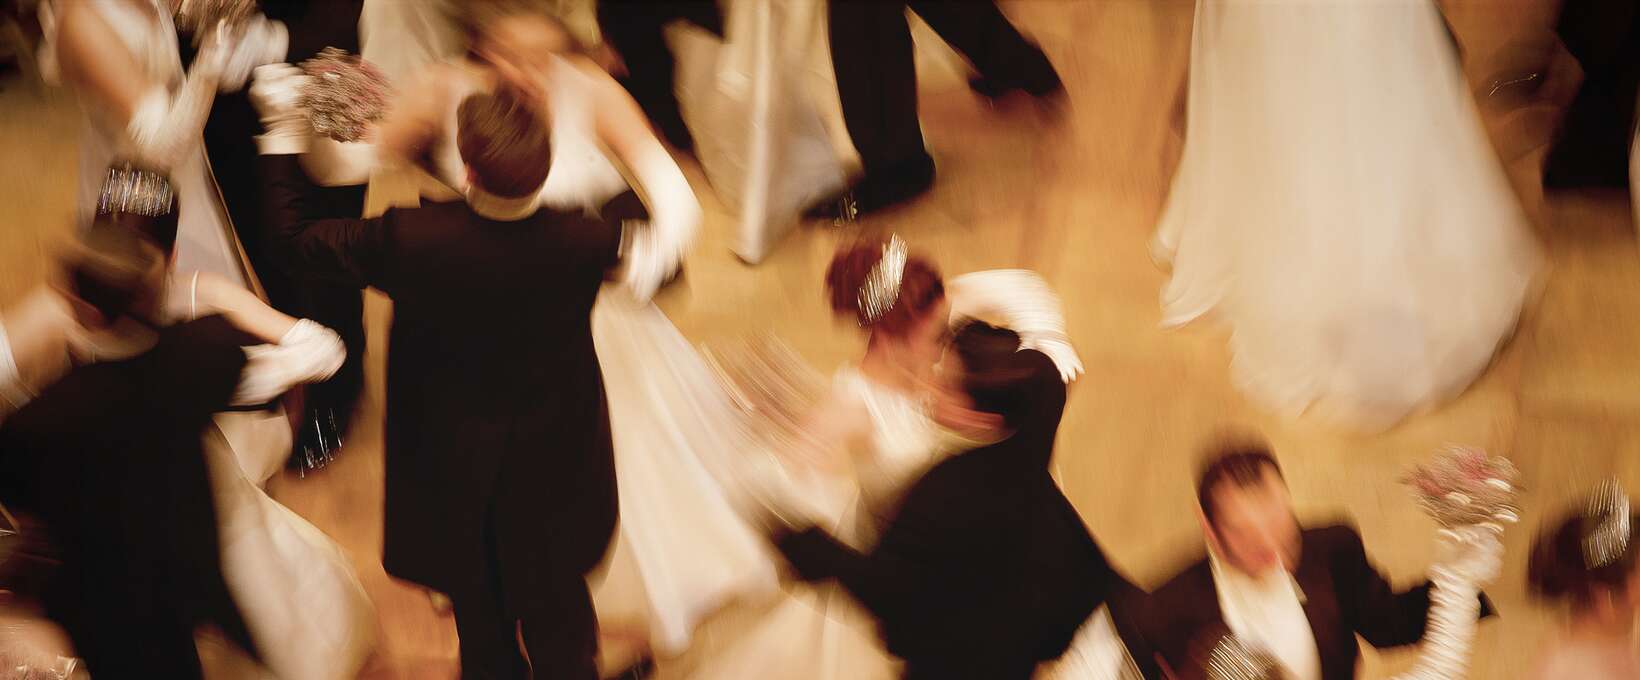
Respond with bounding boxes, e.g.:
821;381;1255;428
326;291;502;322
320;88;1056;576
231;319;346;406
946;269;1084;382
617;145;702;302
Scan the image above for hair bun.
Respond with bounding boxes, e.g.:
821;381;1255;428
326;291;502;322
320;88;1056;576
824;238;945;337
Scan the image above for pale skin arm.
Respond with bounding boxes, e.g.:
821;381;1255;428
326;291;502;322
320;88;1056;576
54;1;157;126
189;272;298;342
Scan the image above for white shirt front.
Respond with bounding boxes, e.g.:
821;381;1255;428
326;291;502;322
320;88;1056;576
1209;553;1323;680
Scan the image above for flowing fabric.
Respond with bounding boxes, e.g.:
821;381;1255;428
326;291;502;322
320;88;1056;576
674;0;847;263
1155;0;1542;430
586;294;786;654
179;276;377;680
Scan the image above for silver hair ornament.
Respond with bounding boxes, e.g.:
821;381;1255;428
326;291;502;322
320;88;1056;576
856;235;908;326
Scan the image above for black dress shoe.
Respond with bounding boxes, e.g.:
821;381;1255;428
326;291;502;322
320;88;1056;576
803;158;936;225
969;71;1066;102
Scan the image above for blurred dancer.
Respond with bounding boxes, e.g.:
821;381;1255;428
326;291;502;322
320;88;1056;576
350;6;780;667
771;320;1133;680
0;171;373;679
1112;446;1499;680
191;0;371;473
35;0;284;283
0;225;245;680
809;1;1063;222
685;241;1084;680
594;0;722;151
1526;481;1640;679
1155;0;1541;430
255;65;692;675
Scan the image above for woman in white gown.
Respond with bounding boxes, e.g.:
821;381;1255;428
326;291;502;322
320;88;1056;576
37;0;283;287
680;241;1090;680
1154;0;1543;431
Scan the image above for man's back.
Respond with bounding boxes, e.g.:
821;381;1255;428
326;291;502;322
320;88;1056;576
366;199;620;405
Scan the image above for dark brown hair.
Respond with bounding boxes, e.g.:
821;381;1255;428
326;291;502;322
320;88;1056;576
66;221;165;323
456;88;552;198
1528;507;1640;610
1197;444;1285;526
952;321;1032;426
825;240;944;337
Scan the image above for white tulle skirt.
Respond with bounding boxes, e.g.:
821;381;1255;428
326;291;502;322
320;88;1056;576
1155;0;1542;430
587;290;784;654
204;417;377;680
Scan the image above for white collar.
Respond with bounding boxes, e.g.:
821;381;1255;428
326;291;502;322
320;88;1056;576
464;183;539;221
1208;550;1322;680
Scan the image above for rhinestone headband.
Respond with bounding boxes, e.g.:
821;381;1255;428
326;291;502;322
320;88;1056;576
97;166;174;218
1583;479;1632;570
1205;635;1281;680
856;235;908;326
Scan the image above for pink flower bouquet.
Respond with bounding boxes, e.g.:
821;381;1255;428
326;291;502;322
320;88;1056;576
1402;446;1520;529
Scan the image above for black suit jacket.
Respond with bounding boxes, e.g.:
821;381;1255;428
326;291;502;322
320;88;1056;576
777;350;1136;679
1111;523;1497;680
260;154;622;609
0;316;259;677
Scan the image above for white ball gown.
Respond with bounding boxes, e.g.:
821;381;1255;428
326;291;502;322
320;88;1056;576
1154;0;1543;430
672;0;849;263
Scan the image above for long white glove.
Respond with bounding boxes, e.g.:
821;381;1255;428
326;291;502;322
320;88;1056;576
1394;526;1502;680
250;63;314;155
946;269;1084;383
616;145;701;302
123;21;232;171
232;319;346;406
217;16;288;93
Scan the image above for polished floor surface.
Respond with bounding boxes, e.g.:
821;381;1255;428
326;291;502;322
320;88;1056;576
1;2;1634;678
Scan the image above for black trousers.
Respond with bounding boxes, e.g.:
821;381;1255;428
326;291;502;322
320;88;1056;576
1544;0;1640;188
827;0;1058;180
596;0;723;149
448;509;599;680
